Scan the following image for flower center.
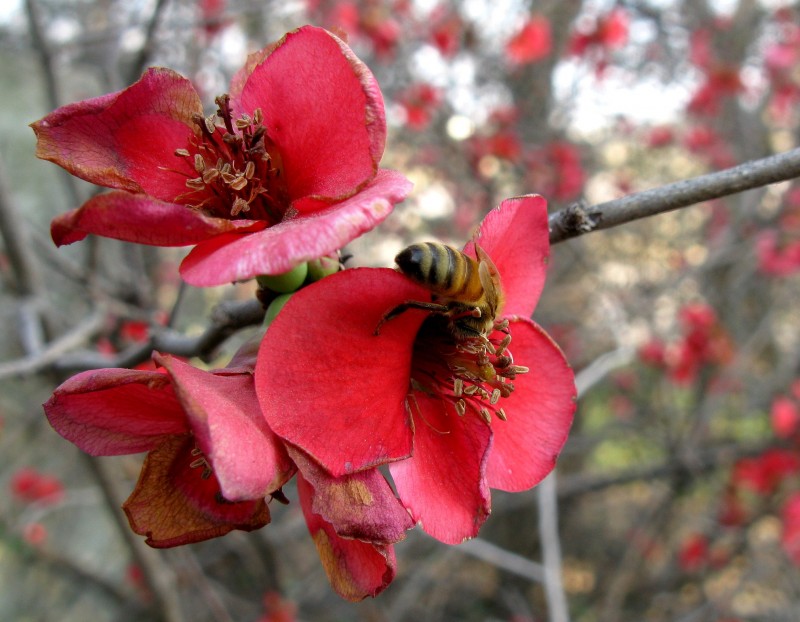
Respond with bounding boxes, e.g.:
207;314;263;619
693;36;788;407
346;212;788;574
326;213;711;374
410;316;529;425
172;94;288;223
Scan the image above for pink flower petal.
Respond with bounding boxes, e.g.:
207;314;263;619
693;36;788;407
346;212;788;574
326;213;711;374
234;26;386;201
464;195;550;318
289;446;413;544
297;473;397;601
43;368;189;456
180;169;411;285
156;354;294;501
486;318;576;492
31;67;201;195
389;392;492;544
123;435;271;548
257;268;430;476
51;191;265;247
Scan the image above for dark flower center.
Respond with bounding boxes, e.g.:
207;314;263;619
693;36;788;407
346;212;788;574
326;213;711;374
173;94;289;224
410;316;528;425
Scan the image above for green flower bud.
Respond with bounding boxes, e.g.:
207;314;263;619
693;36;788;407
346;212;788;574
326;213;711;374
307;254;341;281
256;262;308;293
263;293;293;327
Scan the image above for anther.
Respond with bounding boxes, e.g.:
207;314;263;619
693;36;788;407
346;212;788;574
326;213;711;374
496;334;512;356
455;399;466;416
193;154;206;172
186;177;205;190
463;385;479;396
453;378;463;397
230;197;250;216
229;175;248;191
496;355;513;368
204;114;217;134
244;161;256;179
497;408;508;421
490;388;501;404
479;408;491;424
174;148;190;157
253;108;263;124
202;168;220;184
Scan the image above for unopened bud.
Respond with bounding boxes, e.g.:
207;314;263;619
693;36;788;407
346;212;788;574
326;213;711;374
307;254;340;281
256;262;308;293
263;293;293;327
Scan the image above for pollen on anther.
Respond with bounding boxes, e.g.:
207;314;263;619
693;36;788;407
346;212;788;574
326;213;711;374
231;197;250;216
490;388;501;404
455;399;466;416
479;408;491;424
453;378;463;397
497;408;508;421
175;148;190;157
229;175;248;191
193;154;205;172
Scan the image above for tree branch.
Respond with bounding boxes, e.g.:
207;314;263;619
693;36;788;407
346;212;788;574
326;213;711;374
53;298;265;372
548;147;800;244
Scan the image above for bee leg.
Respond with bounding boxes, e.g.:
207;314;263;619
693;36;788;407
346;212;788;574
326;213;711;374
374;300;449;335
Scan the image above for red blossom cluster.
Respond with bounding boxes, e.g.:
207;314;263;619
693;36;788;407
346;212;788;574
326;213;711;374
33;26;576;600
671;381;800;576
10;467;65;505
567;8;629;76
639;303;734;386
755;187;800;277
468;108;585;202
397;82;442;131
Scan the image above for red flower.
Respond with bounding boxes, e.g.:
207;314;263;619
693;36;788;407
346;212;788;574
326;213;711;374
397;83;442;131
31;26;411;287
256;195;576;544
43;353;294;547
678;533;710;572
732;449;800;496
10;468;65;505
772;395;800;439
505;16;552;65
781;492;800;565
44;350;408;599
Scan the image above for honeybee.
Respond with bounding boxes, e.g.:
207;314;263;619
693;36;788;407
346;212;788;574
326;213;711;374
376;242;506;341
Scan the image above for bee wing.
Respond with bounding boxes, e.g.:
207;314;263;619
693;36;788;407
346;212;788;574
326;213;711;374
475;244;503;314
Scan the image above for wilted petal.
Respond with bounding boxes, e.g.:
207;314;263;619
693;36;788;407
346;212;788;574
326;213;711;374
179;169;411;285
257;268;429;476
43;368;188;456
289;446;413;544
485;318;576;492
31;67;202;197
297;474;396;601
157;354;295;501
390;393;492;544
234;26;386;201
51;191;265;247
464;195;550;318
123;435;271;548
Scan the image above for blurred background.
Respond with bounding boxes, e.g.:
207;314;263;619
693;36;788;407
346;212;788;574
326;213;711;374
2;0;800;620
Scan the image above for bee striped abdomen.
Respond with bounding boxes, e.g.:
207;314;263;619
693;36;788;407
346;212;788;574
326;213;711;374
395;242;483;302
